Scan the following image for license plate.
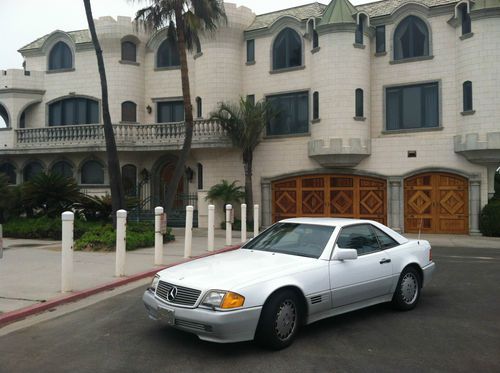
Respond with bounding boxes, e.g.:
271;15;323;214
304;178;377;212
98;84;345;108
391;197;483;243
158;306;175;325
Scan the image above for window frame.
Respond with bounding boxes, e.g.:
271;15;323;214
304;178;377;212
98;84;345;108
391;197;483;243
460;4;472;36
246;39;255;63
156;39;180;69
335;223;382;257
462;81;473;112
121;41;137;63
48;41;73;71
121;101;137;123
156;100;184;123
195;97;202;118
393;15;430;61
355;88;364;118
312;91;319;120
384;81;440;132
51;160;74;179
272;27;303;71
375;25;386;53
48;97;100;127
23;161;44;182
80;160;105;185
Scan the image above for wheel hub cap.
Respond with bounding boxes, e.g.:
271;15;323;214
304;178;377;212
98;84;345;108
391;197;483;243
275;300;296;341
401;273;418;304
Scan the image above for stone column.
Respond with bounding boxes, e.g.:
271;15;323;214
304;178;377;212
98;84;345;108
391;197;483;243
469;179;481;235
261;181;271;227
388;178;402;232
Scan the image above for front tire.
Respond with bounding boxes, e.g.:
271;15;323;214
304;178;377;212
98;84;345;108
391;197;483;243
392;266;421;310
255;290;301;350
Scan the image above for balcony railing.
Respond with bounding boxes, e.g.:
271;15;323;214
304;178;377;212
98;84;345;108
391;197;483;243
15;120;229;149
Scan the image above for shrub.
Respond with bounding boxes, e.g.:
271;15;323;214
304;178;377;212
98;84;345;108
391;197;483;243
479;198;500;237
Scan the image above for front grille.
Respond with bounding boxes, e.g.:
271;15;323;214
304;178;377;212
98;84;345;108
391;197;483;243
175;319;213;332
155;281;201;307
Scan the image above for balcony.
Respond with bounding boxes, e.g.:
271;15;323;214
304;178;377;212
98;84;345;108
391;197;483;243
9;120;231;154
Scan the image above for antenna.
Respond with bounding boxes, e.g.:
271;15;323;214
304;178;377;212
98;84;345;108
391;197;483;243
417;216;423;244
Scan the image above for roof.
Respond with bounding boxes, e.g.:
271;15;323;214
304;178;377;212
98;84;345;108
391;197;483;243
247;2;327;31
357;0;459;18
19;30;91;52
319;0;357;26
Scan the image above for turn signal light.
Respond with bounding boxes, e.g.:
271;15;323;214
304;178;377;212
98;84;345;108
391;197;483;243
221;292;245;309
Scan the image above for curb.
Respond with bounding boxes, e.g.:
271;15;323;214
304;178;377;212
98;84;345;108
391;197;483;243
0;245;240;328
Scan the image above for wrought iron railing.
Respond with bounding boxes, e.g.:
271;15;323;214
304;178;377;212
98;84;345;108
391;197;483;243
15;120;228;148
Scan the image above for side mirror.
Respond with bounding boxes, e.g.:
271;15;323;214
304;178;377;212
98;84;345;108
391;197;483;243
333;246;358;261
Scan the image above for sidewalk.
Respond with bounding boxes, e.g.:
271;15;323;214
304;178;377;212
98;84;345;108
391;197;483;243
0;228;248;316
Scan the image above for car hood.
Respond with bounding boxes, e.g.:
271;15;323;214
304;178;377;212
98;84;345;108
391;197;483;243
156;249;320;292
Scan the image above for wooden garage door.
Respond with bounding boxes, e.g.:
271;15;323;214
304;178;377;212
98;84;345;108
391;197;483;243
272;175;387;224
404;173;468;234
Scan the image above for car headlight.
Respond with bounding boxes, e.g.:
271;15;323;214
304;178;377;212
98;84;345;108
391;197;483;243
149;275;160;292
201;290;245;309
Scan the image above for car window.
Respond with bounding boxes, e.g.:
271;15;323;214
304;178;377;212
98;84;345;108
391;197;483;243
371;226;399;249
242;223;335;258
336;224;380;256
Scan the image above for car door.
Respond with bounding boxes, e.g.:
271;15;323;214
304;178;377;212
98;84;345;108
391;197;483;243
329;224;393;308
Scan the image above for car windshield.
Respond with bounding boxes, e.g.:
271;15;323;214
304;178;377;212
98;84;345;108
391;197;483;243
242;223;335;258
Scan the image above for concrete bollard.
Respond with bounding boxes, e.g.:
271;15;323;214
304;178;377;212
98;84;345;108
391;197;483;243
115;209;127;277
241;204;247;242
184;205;193;258
208;204;215;252
254;204;259;237
154;206;164;265
61;211;74;293
226;204;232;246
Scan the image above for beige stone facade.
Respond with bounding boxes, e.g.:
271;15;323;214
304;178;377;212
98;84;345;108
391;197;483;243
0;0;499;234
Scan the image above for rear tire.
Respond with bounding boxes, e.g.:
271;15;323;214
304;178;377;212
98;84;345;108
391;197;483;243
392;266;421;310
255;290;301;350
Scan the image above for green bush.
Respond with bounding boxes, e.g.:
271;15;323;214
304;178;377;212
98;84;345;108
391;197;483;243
2;217;174;250
479;198;500;237
74;222;174;251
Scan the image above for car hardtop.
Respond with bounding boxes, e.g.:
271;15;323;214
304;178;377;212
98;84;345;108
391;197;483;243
278;217;409;245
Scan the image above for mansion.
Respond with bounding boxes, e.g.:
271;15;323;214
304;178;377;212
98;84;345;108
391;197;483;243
0;0;499;234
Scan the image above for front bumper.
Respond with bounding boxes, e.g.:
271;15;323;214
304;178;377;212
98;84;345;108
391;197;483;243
422;262;436;287
143;290;262;343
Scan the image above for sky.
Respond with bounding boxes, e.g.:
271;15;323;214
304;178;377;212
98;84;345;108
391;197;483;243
0;0;375;69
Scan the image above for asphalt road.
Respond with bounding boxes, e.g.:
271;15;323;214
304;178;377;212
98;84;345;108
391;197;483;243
1;246;499;373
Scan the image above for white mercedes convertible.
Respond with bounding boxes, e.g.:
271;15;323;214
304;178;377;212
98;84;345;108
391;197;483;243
143;218;435;349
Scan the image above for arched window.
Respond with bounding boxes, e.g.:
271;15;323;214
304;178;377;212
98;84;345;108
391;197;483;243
48;41;73;70
121;101;137;122
459;4;471;35
157;39;180;68
312;29;319;49
463;81;473;112
0;103;9;128
355;16;365;45
0;163;16;184
313;91;319;120
393;16;430;60
355;89;364;117
48;97;99;126
81;160;104;185
51;161;73;178
121;41;137;62
121;164;137;196
23;161;43;182
272;28;302;70
196;97;202;118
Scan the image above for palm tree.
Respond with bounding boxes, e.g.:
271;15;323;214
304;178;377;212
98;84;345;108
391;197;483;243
210;98;274;222
83;0;125;221
134;0;226;213
206;179;245;215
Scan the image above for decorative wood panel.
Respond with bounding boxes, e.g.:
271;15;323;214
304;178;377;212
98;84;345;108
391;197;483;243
404;173;468;234
272;174;387;223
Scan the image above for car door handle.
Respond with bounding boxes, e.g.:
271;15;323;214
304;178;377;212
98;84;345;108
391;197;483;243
379;258;391;264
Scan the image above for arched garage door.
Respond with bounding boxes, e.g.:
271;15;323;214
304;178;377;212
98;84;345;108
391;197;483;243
404;172;468;234
272;174;387;224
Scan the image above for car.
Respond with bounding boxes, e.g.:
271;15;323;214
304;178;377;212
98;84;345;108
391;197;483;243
143;218;436;349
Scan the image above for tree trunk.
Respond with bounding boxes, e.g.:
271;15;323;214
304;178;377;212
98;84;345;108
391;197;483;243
163;6;194;213
83;0;125;223
243;150;253;223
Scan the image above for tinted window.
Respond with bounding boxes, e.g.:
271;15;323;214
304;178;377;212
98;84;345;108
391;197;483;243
355;21;363;44
463;81;473;112
157;101;184;123
121;41;136;62
371;226;399;249
81;160;104;184
51;161;73;178
460;5;471;35
49;42;72;70
394;16;429;60
273;28;301;70
312;29;319;49
267;91;308;136
121;101;137;122
313;91;319;120
49;98;99;126
23;162;43;182
355;88;364;117
121;164;137;196
376;25;386;53
246;39;255;62
386;83;438;130
243;223;334;259
0;163;16;184
337;224;380;255
157;39;180;68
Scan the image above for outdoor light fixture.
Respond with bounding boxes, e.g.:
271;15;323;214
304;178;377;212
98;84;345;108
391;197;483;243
146;105;152;114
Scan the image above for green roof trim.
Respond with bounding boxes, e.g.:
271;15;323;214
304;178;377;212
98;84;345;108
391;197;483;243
319;0;357;26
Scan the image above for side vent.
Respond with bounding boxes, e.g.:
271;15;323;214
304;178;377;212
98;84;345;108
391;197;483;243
310;295;322;304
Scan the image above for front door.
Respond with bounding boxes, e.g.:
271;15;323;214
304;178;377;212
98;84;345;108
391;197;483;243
404;173;469;234
330;224;393;308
